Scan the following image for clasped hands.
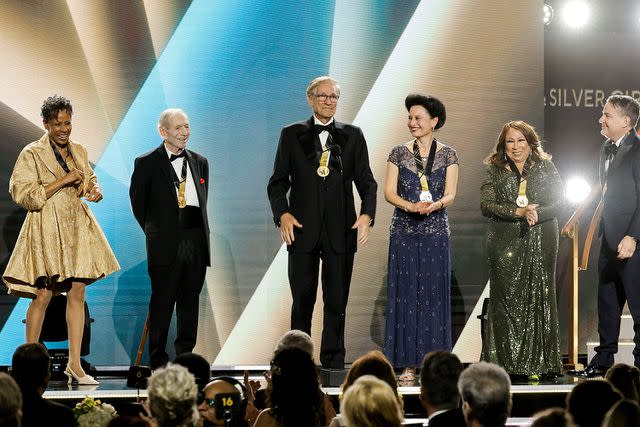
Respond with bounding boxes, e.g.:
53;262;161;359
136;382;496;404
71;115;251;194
516;203;539;226
63;168;102;202
407;201;439;215
280;212;372;246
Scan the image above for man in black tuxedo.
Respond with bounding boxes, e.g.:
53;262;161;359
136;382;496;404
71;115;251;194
267;76;377;369
564;94;640;377
130;108;210;369
419;351;466;427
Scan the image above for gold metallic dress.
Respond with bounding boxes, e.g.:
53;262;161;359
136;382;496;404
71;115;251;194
2;134;120;298
480;159;563;375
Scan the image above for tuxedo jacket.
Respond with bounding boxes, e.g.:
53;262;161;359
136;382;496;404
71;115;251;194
267;117;377;254
130;144;210;266
599;130;640;251
428;408;466;427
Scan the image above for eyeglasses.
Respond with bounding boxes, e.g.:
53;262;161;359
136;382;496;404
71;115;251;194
314;93;340;103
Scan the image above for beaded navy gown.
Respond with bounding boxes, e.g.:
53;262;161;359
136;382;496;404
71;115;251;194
384;142;458;367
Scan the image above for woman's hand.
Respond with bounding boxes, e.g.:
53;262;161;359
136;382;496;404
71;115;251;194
85;183;103;203
63;168;84;187
516;204;539;226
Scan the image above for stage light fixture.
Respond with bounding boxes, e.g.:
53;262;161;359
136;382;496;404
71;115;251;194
562;1;590;28
566;177;591;204
543;4;554;25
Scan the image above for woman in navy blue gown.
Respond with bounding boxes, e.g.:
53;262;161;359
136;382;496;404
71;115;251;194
384;94;459;381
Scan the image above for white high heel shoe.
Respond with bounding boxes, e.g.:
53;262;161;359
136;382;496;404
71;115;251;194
64;365;99;385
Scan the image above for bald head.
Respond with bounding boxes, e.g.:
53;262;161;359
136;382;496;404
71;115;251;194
199;379;243;425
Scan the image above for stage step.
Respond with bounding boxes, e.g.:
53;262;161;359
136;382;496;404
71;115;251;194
586;314;634;366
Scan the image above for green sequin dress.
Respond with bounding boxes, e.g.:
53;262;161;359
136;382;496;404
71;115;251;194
480;159;563;376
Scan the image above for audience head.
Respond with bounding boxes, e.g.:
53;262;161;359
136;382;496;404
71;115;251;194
602;399;640;427
457;362;512;427
566;379;621;427
147;363;198;427
11;343;50;397
605;363;640;403
173;352;211;404
419;350;463;414
198;378;247;427
274;329;314;357
342;350;399;405
340;375;403;427
530;407;575;427
268;347;322;426
0;373;22;427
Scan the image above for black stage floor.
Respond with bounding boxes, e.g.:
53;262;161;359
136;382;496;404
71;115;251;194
38;365;593;425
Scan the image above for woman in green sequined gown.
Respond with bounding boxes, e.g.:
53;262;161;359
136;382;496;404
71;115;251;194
480;121;563;376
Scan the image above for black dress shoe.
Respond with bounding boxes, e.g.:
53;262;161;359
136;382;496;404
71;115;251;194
567;365;608;377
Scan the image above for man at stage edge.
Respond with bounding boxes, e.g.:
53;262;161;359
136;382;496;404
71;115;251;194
563;95;640;377
267;76;378;369
130;109;210;369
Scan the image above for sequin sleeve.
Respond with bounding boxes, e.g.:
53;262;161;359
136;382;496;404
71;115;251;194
9;148;47;211
480;165;518;221
535;159;564;223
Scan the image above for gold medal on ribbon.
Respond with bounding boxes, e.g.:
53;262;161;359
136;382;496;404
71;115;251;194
178;180;187;208
516;179;528;207
419;175;433;202
317;149;330;177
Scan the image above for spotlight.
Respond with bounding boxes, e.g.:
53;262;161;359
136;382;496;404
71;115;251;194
562;1;590;28
566;177;591;204
543;4;554;25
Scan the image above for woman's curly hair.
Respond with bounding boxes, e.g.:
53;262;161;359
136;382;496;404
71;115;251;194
147;363;199;427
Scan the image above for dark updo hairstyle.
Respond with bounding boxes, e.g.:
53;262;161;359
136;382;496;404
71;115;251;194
405;93;446;130
484;120;551;167
41;95;73;122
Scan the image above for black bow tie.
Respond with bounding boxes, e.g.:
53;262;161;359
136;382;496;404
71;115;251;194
314;122;335;134
604;142;619;158
170;151;186;162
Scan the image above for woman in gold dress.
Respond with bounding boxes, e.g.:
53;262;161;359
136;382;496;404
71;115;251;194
2;95;119;385
480;120;563;378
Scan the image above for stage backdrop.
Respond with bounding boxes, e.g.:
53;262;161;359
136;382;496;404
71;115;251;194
0;0;542;366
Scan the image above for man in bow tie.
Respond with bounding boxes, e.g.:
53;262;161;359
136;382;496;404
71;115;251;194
130;108;210;369
267;76;377;369
564;94;640;377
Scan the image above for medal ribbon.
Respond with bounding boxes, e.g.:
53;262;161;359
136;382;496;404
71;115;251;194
49;140;73;173
170;156;188;208
318;149;330;172
413;139;437;192
506;157;530;204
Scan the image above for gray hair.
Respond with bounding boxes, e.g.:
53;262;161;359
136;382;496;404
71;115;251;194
306;76;341;97
275;329;314;357
158;108;188;129
147;363;198;427
0;373;22;427
341;375;403;427
458;362;511;427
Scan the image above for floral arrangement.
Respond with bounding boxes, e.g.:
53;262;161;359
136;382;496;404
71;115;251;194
73;396;117;427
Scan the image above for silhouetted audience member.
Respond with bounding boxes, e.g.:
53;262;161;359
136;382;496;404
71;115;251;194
274;329;314;356
0;373;22;427
340;375;402;427
329;350;400;427
419;351;465;427
605;363;640;403
458;362;512;427
147;363;199;427
602;399;640;427
11;343;74;427
173;353;212;404
530;408;575;427
566;379;621;427
253;347;327;427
